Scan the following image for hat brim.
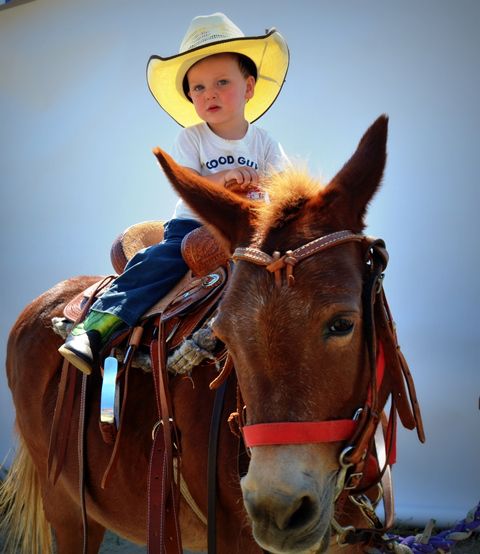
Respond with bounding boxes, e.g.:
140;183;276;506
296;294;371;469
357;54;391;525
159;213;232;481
146;29;289;128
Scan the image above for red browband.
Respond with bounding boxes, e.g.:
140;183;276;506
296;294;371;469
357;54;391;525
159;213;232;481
242;343;386;448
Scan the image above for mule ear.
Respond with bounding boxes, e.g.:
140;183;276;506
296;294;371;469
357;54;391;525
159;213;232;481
321;115;388;232
153;147;256;252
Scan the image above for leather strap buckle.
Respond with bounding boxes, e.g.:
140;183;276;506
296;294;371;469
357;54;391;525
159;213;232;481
344;472;364;490
331;519;356;547
151;418;174;440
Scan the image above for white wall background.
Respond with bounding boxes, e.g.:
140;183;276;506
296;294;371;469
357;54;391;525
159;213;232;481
1;0;478;527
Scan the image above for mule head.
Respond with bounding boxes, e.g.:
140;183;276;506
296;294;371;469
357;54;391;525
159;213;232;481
154;116;391;553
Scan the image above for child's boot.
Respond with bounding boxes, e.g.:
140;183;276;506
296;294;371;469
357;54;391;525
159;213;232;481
58;310;125;375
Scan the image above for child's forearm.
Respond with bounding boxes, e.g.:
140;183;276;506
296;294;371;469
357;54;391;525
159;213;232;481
182;167;258;187
181;166;228;187
203;170;231;186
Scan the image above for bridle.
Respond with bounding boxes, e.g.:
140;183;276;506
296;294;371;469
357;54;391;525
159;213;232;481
232;229;390;475
213;229;425;547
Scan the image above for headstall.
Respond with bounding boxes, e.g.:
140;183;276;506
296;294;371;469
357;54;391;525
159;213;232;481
233;229;367;288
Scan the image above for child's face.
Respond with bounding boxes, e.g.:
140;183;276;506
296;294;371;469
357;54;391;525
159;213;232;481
186;53;255;135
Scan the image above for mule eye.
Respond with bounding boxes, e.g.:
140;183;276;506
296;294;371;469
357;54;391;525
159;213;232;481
328;318;354;336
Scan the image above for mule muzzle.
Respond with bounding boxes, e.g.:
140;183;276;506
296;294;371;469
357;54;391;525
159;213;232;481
241;458;335;554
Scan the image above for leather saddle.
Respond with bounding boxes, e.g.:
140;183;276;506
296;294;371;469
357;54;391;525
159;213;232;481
60;220;232;441
63;221;230;422
63;220;230;331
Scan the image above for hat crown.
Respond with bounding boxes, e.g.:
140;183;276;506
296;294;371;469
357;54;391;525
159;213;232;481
179;13;245;53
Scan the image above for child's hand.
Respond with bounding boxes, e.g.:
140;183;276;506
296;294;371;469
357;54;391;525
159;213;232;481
224;168;265;201
223;167;259;189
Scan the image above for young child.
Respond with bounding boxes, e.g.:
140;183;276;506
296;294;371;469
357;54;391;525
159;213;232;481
59;12;290;374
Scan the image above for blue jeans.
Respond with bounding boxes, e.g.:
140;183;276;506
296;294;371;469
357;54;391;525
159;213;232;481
92;218;201;326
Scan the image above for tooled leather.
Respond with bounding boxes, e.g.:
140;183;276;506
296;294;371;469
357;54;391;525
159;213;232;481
63;277;116;322
111;222;227;278
110;221;165;275
181;225;230;278
233;230;365;273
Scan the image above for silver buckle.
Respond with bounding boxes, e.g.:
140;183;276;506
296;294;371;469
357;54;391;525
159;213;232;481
344;472;364;490
202;273;220;287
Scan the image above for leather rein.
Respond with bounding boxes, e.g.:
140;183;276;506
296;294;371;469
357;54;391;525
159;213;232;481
225;229;425;546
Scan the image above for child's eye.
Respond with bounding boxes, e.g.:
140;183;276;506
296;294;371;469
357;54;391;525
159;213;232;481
192;84;204;93
218;79;229;86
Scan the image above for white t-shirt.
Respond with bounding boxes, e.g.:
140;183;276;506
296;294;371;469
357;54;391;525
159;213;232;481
171;122;290;220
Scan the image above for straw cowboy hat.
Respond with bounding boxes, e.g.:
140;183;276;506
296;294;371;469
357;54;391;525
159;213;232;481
146;12;289;127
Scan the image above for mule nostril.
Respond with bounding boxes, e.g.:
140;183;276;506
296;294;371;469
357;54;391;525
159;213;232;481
278;495;316;531
289;495;316;529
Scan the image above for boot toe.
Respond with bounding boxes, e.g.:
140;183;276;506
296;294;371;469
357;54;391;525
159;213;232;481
58;331;102;375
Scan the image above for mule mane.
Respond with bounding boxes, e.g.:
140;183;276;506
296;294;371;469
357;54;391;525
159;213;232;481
253;169;326;241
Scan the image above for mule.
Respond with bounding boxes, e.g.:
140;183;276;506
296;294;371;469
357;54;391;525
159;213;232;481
1;115;424;553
